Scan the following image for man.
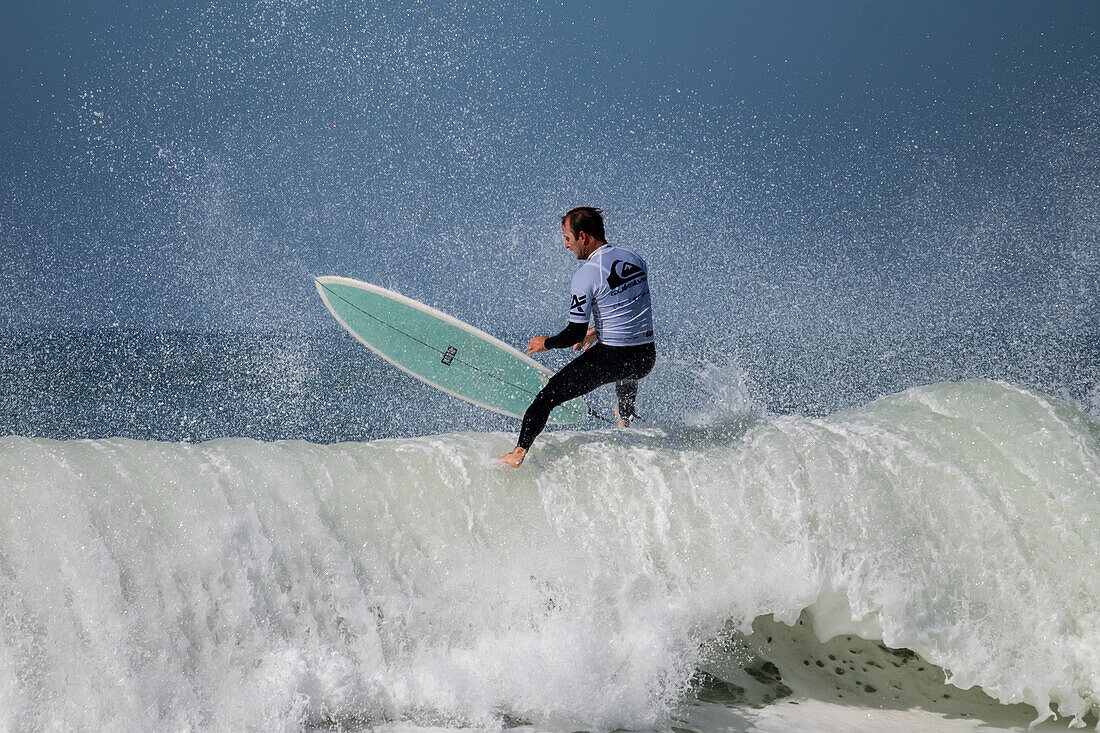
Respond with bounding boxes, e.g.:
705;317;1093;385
499;207;656;467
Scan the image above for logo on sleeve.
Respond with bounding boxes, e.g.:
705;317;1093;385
607;260;645;290
569;294;587;317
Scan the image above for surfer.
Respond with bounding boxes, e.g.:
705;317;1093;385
500;207;656;467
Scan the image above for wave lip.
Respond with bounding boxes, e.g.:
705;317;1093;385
0;379;1098;730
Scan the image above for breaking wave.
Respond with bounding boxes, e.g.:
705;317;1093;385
2;379;1099;731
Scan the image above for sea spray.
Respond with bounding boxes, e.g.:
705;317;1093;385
1;379;1099;730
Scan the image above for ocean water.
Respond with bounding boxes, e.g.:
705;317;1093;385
1;327;1099;731
4;1;1100;730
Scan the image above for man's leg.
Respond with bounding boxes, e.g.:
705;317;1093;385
614;380;639;426
500;342;657;466
516;344;611;450
614;343;657;427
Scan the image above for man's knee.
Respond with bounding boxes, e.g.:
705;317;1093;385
533;379;569;410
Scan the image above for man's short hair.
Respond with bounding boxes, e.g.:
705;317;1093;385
561;207;605;242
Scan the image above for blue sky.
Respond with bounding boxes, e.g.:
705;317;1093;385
1;1;1097;334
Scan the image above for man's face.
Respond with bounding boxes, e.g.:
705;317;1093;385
562;223;587;259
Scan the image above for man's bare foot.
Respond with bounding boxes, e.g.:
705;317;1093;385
614;406;631;428
499;446;527;467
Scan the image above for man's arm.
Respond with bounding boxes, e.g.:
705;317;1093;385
527;321;588;353
528;269;594;354
573;327;597;351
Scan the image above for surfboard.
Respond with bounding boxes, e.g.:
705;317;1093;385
315;277;588;423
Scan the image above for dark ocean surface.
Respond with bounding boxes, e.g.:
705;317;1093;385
2;324;1095;443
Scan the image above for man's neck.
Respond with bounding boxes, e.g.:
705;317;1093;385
583;240;607;259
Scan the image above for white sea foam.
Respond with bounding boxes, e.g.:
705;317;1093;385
1;379;1098;731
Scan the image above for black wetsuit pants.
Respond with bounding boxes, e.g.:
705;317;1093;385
517;342;656;450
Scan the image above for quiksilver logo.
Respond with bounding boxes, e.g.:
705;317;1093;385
607;260;645;290
569;294;587;316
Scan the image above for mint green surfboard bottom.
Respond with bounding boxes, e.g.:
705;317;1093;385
316;277;588;424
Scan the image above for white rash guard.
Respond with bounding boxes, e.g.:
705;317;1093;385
567;244;655;347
